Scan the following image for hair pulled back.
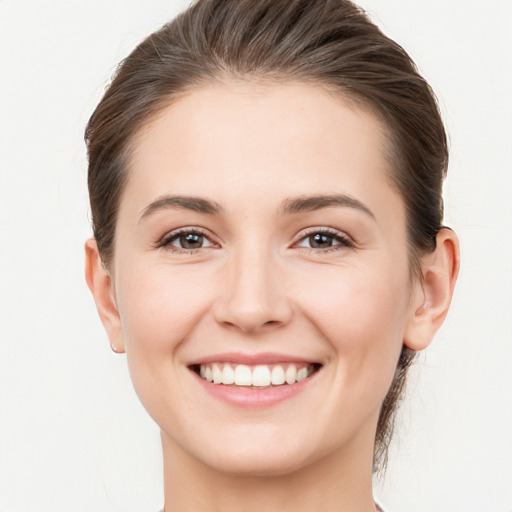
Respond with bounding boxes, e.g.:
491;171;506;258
85;0;448;471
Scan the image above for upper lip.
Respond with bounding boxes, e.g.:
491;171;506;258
188;352;322;366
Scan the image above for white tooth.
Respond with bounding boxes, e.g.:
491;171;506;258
285;364;297;385
205;366;213;382
271;365;286;385
234;364;252;386
200;365;206;378
252;365;271;387
296;367;308;382
222;364;235;385
212;363;222;384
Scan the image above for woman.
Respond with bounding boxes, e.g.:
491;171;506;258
84;0;459;510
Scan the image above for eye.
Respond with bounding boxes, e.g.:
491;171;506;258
295;229;354;251
161;228;215;252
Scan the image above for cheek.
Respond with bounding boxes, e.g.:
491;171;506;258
296;261;411;383
301;262;409;336
293;263;411;445
113;262;220;423
115;262;217;353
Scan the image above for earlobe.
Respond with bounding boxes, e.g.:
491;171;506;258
84;238;125;354
404;228;460;351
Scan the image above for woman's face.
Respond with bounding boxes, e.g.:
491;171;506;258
108;82;421;475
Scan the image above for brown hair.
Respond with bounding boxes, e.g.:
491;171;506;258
85;0;448;471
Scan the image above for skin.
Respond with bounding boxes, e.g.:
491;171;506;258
86;81;459;512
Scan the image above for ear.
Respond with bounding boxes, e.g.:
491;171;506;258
404;228;460;351
84;238;125;353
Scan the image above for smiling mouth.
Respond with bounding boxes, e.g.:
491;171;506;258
189;362;322;388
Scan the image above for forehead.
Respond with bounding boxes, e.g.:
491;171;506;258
124;81;402;221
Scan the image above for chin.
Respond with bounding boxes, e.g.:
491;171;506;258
205;447;312;478
174;423;319;477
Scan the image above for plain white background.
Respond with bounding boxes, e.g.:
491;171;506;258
0;1;511;511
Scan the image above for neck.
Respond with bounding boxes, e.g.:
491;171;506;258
161;427;379;512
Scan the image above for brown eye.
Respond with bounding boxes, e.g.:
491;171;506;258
308;233;335;248
162;229;215;251
178;233;204;249
296;229;354;251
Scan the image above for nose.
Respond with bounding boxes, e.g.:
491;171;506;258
212;247;293;334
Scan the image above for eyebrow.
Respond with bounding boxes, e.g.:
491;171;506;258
139;195;223;222
281;194;375;219
139;192;375;223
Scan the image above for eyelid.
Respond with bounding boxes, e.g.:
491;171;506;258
156;225;355;254
292;227;355;250
158;226;219;251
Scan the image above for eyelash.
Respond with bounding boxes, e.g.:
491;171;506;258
293;227;355;253
158;227;354;254
159;227;216;254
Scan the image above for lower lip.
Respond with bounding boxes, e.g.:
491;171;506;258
191;369;320;408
